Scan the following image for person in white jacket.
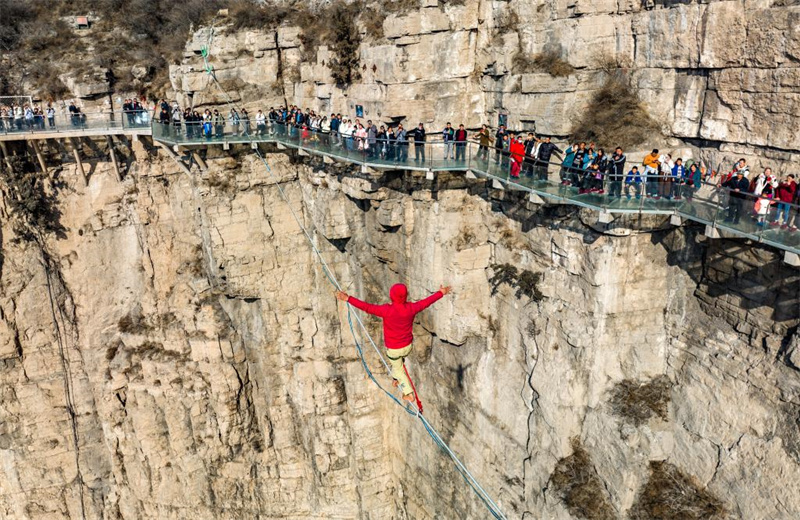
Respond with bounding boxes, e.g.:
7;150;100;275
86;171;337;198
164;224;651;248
658;153;674;199
255;110;266;135
752;167;777;197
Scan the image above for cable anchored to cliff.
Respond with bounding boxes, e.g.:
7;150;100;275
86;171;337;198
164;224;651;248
193;30;507;520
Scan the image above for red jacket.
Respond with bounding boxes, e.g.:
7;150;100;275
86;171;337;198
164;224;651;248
509;140;525;164
776;180;797;203
348;284;443;349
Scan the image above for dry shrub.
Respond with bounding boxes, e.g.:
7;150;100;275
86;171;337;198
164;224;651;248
513;50;575;77
0;0;223;96
551;438;616;520
629;461;727;520
495;9;520;33
609;375;672;426
488;263;544;301
26;63;70;100
0;0;37;50
0;155;65;240
361;7;386;39
386;0;421;14
204;170;235;193
360;0;421;40
118;311;151;334
570;77;661;150
227;0;291;30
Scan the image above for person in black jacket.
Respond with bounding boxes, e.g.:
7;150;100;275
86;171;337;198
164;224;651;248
410;123;426;162
608;147;626;198
535;137;561;180
723;170;751;224
494;125;506;164
454;124;468;162
523;133;537;177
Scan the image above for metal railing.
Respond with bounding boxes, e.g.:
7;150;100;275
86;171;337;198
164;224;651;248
0;110;152;136
150;119;800;255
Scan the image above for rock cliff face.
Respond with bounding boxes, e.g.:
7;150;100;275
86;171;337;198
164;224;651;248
0;142;797;519
167;0;800;171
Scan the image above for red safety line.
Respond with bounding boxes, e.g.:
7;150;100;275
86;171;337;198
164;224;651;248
403;363;423;414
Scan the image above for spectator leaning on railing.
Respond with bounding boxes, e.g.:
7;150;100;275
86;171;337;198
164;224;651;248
137;100;799;235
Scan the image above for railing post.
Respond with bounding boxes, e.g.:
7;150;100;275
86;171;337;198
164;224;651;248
68;137;87;186
106;135;122;182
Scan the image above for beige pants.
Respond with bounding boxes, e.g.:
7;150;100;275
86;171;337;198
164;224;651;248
387;344;413;396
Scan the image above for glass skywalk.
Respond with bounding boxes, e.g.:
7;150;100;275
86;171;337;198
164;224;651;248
152;121;800;256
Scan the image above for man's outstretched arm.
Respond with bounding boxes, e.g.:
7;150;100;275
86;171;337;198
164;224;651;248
335;291;387;317
409;285;451;313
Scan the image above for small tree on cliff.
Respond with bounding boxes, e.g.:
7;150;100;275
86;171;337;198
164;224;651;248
327;2;362;87
1;155;65;241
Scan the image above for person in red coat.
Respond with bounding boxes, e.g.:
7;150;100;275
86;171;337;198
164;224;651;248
509;135;525;178
336;283;451;402
772;174;797;229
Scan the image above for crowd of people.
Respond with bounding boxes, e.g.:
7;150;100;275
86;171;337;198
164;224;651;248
5;96;797;231
154;100;800;231
121;98;150;126
0;102;57;131
0;98;155;132
1;94;797;232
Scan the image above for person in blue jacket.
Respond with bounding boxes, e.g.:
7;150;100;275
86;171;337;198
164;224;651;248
560;144;577;183
625;166;643;199
671;158;685;200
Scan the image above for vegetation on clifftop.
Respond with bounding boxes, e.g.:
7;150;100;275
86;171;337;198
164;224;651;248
0;0;224;97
